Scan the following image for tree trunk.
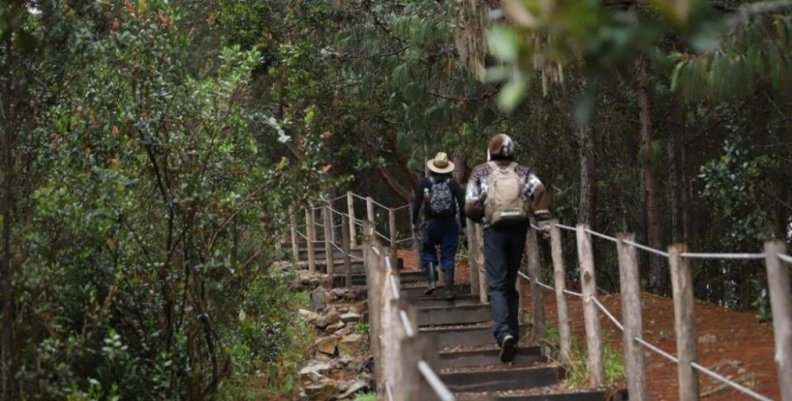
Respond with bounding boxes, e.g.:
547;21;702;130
638;58;667;295
577;125;595;226
1;63;16;401
668;96;685;243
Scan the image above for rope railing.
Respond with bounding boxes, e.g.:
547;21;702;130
591;297;624;332
290;193;790;401
417;361;456;401
691;362;774;401
680;252;766;260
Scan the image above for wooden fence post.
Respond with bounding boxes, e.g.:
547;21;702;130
617;233;648;401
549;220;571;365
764;240;792;401
289;210;299;261
305;207;316;272
389;208;398;266
347;191;357;249
342;213;352;287
466;219;480;296
366;196;375;223
475;224;488;304
669;243;699;401
381;255;399;398
526;227;544;339
576;224;604;386
323;205;334;275
363;222;383;388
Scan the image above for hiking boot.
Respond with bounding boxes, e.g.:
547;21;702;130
423;263;437;295
444;268;455;300
499;334;517;362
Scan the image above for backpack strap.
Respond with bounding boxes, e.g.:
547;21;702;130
488;161;517;172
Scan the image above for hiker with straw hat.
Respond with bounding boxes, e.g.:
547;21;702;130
411;152;466;300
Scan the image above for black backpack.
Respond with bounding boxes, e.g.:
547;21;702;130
428;177;455;216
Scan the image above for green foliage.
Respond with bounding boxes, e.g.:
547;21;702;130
2;1;327;400
355;322;370;336
353;392;379;401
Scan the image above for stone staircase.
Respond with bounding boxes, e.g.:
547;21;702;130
283;242;626;401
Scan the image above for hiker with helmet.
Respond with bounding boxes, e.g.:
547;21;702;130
411;152;466;300
464;134;552;362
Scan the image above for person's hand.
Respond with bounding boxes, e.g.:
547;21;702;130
534;211;551;240
412;224;420;238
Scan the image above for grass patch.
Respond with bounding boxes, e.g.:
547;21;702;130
540;322;625;388
353;391;378;401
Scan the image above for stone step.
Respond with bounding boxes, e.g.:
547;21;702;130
417;304;492;327
458;390;626;401
436;346;542;369
410;294;480;308
401;284;471;299
441;365;564;393
420;325;526;349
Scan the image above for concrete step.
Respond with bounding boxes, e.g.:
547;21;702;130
458;389;626;401
420;325;526;349
436;346;542;369
401;284;471;299
441;365;564;393
417;304;491;327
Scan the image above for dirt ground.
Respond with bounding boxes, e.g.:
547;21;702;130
397;249;780;401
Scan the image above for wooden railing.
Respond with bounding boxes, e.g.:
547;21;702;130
362;222;454;401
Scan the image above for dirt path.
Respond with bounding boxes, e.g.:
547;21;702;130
398;249;780;401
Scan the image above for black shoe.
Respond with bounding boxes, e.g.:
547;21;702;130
444;268;455;300
499;335;517;362
423;263;437;295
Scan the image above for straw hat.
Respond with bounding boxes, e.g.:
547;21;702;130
426;152;455;174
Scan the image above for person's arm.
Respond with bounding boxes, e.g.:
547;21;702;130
452;180;466;228
524;172;552;232
412;178;427;229
464;167;486;223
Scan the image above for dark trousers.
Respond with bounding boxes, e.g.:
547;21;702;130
484;222;528;343
420;216;459;273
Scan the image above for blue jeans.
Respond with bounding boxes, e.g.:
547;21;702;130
420;216;459;273
484;222;528;343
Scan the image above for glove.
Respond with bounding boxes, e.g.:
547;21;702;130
534;211;551;239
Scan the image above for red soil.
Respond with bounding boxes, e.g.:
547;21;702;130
397;249;780;401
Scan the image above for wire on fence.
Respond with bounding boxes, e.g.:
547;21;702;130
417;361;456;401
399;310;415;337
371;246;380;256
779;252;792;264
584;228;619;244
328;240;364;261
691;362;773;401
592;297;624;332
556;223;576;231
394;236;415;245
623;239;670;258
389;275;400;301
391;204;411;212
563;288;583;298
680;252;766;260
517;271;555;291
634;337;678;363
385;381;395;401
